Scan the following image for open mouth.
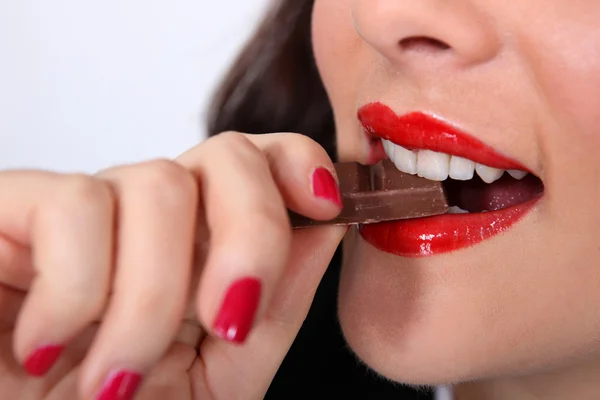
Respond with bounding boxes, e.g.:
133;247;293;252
357;102;544;257
381;138;545;214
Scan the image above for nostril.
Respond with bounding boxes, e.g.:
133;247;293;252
399;36;451;52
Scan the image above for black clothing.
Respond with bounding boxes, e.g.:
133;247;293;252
266;248;434;399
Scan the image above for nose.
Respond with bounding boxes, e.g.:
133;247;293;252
351;0;501;69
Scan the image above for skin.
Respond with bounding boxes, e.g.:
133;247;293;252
0;133;345;399
3;1;600;399
312;0;600;398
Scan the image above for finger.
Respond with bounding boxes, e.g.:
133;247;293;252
0;171;72;291
0;236;33;291
178;132;343;222
121;321;204;400
249;132;343;219
176;132;342;347
79;160;197;400
177;133;295;345
44;325;101;400
12;174;115;378
0;284;25;330
191;225;346;399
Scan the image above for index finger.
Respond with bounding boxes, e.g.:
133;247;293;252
176;132;342;344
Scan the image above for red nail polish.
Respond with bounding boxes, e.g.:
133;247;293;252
24;344;64;377
312;168;343;207
96;370;142;400
213;277;262;344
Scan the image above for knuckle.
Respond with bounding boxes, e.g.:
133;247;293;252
287;132;320;149
215;130;248;146
132;159;197;207
290;134;329;161
255;133;330;171
214;132;268;166
47;174;112;218
270;132;323;154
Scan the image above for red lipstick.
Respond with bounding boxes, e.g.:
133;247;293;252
358;102;526;170
360;198;540;257
356;102;541;257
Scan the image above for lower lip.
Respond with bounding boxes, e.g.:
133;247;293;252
359;197;541;257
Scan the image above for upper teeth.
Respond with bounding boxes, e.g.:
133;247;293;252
417;150;450;181
382;139;528;183
507;169;528;180
449;156;475;181
475;163;504;184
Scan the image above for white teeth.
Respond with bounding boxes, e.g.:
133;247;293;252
508;169;528;180
382;139;418;175
380;138;519;184
382;139;393;157
447;206;469;214
475;163;505;184
416;150;450;181
448;156;475;181
392;145;418;175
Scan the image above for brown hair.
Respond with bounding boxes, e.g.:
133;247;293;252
205;0;336;159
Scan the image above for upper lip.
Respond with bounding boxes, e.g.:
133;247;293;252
358;102;527;171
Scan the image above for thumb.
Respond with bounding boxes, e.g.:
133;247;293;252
191;225;346;400
264;225;347;332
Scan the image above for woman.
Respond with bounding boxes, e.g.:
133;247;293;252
1;0;598;399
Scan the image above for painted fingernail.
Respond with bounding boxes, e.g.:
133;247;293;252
24;344;64;377
96;370;142;400
213;277;262;344
312;167;343;208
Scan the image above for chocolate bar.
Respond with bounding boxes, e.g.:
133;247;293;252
290;159;448;228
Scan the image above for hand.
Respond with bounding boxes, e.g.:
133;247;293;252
0;132;346;399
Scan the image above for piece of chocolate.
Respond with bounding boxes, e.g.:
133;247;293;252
290;159;448;228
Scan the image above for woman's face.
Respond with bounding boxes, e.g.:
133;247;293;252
312;0;600;384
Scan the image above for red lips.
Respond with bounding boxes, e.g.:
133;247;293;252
356;102;541;257
359;198;540;257
358;103;526;170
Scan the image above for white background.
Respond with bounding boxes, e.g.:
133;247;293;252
0;0;270;172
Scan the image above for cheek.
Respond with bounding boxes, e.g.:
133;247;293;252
311;1;354;99
520;9;600;247
540;62;600;173
513;1;600;176
312;1;366;160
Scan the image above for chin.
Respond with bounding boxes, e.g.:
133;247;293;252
337;290;470;385
337;305;467;386
336;231;469;385
335;224;595;387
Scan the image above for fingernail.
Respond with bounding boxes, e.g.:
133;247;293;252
96;370;142;400
213;277;262;344
312;167;343;208
24;344;64;377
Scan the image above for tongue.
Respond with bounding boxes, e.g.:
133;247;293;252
443;174;544;213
